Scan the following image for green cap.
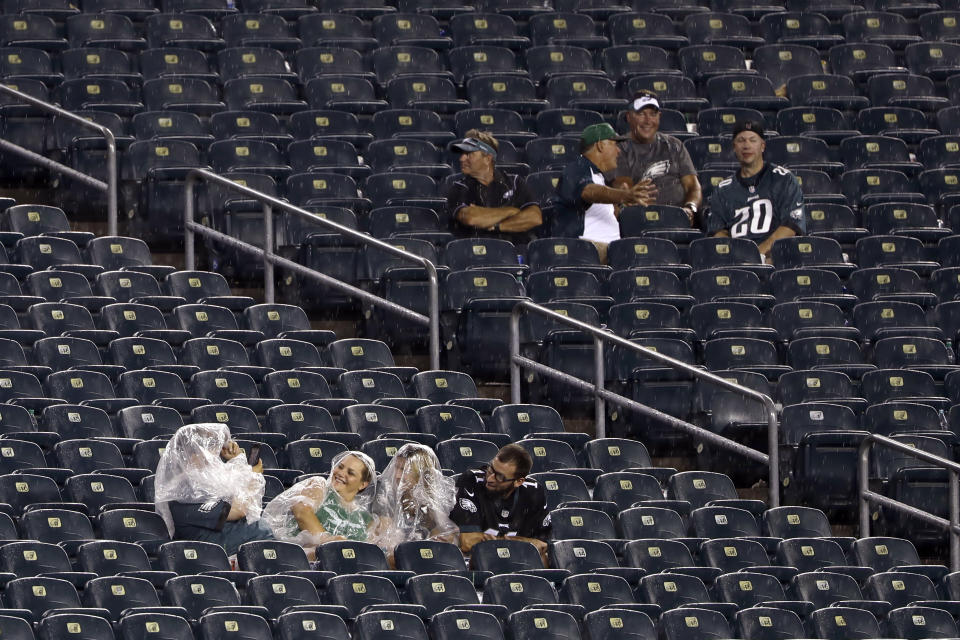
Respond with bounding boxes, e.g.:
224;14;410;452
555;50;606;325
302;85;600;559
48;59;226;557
580;122;627;147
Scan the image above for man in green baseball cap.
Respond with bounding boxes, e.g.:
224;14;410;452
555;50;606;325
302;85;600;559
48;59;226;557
580;122;627;147
553;123;654;262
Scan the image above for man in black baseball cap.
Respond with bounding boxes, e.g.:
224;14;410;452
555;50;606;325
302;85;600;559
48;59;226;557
607;90;702;227
706;119;805;264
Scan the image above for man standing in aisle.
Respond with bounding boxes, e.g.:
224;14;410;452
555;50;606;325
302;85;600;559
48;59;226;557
607;90;702;227
553;123;655;262
706;120;805;264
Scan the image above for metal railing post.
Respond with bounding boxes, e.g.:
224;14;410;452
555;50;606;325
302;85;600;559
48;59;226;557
425;261;440;370
765;400;779;508
858;433;960;571
105;134;117;235
859;438;873;539
951;470;959;571
183;169;440;368
594;336;605;439
0;84;118;234
510;310;523;404
185;174;197;271
510;300;781;507
262;202;274;304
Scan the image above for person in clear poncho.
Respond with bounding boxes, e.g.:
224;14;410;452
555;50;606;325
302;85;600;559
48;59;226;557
154;423;273;555
369;443;459;553
262;451;378;549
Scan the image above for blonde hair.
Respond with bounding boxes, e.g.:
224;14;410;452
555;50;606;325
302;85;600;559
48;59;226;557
464;129;499;152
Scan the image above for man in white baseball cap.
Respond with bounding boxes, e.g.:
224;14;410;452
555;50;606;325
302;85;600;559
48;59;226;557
607;90;702;227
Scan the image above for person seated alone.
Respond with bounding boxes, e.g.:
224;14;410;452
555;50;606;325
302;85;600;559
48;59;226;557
446;130;543;245
706;119;805;265
449;444;551;564
154;423;274;555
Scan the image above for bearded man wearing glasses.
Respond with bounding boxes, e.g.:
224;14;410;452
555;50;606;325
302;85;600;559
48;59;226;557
449;443;551;562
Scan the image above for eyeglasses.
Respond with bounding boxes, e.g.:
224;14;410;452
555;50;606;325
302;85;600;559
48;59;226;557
484;461;519;483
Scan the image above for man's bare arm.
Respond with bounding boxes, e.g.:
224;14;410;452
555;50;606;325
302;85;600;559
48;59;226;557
582;182;653;207
712;229;731;238
457;205;521;228
510;536;547;554
458;531;493;553
680;174;702;208
509;536;549;567
498;205;542;232
458;204;543;232
680;174;702;227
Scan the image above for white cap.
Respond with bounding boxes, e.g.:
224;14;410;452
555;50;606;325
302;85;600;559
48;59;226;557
630;95;661;112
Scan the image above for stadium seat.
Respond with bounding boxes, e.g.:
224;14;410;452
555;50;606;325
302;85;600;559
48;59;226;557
99;509;170;555
868;73;949;112
856;107;939;146
842;11;922;50
5;576;85;619
83;575;182;618
558;573;634;613
787;336;877;379
717;571;800;611
37;613;114;640
736;607;806;640
638;573;724;613
275;612;348;640
506;610;580;640
549;539;619;574
117;614;192;640
829;42;908;83
808;606;882;640
0;15;68;51
196;612;271;640
763;11;843;48
244;574;324;617
0;616;35;640
687;268;776;310
864;571;939;608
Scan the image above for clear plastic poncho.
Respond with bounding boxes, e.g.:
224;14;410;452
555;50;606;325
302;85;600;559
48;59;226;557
154;423;266;536
369;443;459;551
261;450;378;546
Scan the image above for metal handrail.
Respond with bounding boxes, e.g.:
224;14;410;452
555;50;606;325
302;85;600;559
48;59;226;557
510;300;780;507
184;169;441;368
858;433;960;571
0;83;117;235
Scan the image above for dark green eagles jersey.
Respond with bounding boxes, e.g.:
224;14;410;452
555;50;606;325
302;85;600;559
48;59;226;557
706;163;806;242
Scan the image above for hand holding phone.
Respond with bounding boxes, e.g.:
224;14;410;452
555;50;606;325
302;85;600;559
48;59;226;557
246;444;262;468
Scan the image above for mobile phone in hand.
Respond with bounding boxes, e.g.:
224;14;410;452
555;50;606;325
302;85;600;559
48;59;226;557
246;444;262;468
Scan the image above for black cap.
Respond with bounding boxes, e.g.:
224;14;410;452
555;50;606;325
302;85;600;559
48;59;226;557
731;120;766;140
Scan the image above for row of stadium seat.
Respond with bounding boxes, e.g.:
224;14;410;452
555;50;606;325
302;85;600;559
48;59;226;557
0;420;951;522
10;8;960;56
10;41;960;108
9;67;960;124
28;130;960;184
0;532;954;622
2;603;959;640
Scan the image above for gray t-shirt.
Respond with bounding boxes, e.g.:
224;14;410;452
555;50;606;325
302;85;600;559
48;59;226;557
606;132;697;207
